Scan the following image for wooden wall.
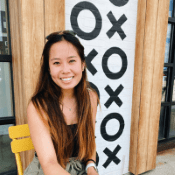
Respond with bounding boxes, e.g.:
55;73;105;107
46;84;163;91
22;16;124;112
44;0;65;37
129;0;170;174
9;0;169;174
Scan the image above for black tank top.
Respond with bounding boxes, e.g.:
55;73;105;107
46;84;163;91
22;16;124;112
68;123;79;157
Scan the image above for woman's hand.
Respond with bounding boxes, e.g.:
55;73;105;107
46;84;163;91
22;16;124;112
87;166;99;175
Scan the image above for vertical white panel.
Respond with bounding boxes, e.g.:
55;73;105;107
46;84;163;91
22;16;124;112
65;0;138;174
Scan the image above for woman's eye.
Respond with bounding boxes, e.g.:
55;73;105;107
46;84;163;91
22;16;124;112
69;60;75;63
54;62;60;65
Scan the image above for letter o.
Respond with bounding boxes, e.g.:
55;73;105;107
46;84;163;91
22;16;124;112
102;47;127;79
100;113;125;141
70;1;102;40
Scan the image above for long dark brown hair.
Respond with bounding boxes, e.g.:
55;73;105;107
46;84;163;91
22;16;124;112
31;32;96;168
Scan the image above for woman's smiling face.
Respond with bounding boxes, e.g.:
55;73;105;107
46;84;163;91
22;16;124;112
49;40;84;91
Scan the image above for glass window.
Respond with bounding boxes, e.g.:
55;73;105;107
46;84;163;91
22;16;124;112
0;0;16;174
169;0;174;17
0;124;17;174
164;24;172;63
0;0;10;55
0;62;13;117
162;67;168;102
159;0;175;141
172;76;175;101
158;106;167;140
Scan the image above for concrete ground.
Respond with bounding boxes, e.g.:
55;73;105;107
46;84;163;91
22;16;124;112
124;148;175;175
0;135;16;174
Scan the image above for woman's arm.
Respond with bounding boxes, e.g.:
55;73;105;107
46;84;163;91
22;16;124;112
27;102;70;175
86;90;99;175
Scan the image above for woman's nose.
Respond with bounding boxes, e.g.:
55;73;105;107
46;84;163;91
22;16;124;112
62;63;70;73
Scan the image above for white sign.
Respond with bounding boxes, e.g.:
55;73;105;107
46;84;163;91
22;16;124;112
66;0;138;174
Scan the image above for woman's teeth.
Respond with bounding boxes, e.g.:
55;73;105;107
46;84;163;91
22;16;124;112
61;77;73;81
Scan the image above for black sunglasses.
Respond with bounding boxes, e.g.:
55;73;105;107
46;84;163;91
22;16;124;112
46;30;77;40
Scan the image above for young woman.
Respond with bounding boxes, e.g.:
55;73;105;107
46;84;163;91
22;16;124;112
24;30;99;175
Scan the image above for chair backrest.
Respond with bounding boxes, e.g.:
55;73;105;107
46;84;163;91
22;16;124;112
9;124;34;153
9;124;34;175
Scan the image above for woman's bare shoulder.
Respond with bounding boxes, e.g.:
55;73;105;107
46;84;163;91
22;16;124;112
27;100;34;109
27;100;48;121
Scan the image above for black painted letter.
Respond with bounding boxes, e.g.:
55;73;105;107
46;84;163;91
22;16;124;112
100;113;124;141
102;47;127;79
103;145;121;168
109;0;129;7
85;49;98;75
71;1;102;40
104;85;123;108
107;12;127;40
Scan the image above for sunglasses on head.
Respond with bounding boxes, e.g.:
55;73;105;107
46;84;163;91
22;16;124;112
46;30;77;40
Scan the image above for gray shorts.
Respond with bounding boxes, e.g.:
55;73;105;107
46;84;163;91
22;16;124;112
24;153;87;175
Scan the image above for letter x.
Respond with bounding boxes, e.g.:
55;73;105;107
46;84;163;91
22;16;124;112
103;145;121;168
104;85;123;108
85;49;98;75
107;11;127;40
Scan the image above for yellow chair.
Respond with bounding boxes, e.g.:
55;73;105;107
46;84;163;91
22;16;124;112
9;124;34;175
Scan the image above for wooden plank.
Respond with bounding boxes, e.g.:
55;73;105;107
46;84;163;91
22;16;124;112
136;0;159;174
9;0;28;172
147;0;170;170
20;0;45;171
20;0;45;106
9;0;25;125
9;0;45;171
44;0;65;37
129;0;147;174
129;0;169;174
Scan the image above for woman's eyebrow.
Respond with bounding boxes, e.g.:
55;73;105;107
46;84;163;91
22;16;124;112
68;56;76;58
50;56;76;61
50;58;61;61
